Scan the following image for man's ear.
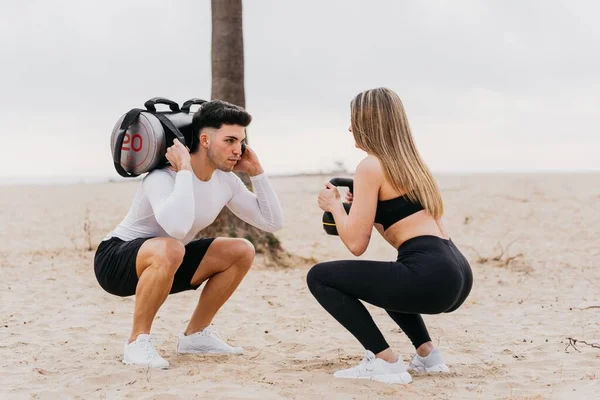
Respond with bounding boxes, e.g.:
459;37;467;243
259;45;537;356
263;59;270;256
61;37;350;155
199;132;210;148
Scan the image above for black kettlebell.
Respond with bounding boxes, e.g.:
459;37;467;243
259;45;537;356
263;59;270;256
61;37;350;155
322;177;354;235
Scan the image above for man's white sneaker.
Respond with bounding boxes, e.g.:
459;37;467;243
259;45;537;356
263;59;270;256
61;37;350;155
407;348;450;373
333;351;412;384
177;328;243;355
123;334;169;369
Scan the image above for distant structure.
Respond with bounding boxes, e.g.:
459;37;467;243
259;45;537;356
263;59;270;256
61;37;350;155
331;160;349;175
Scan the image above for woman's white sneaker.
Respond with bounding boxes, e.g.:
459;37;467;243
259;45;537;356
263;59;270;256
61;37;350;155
123;334;169;369
177;327;243;355
333;351;412;384
407;348;450;373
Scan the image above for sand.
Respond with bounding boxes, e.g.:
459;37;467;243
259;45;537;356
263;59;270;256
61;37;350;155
1;173;599;399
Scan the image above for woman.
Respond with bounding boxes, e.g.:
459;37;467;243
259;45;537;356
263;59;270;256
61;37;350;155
307;87;473;384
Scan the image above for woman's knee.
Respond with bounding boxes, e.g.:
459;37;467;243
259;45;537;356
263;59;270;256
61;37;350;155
306;262;330;291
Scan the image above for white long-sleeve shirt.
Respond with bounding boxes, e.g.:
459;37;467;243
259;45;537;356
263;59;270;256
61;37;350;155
105;168;284;244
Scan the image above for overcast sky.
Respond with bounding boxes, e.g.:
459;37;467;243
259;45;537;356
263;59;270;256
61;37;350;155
1;0;598;181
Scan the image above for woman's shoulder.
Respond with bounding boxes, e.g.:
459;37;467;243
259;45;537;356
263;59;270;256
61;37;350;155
354;156;384;186
356;155;383;174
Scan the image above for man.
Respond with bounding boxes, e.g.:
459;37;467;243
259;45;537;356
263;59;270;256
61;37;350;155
94;100;284;368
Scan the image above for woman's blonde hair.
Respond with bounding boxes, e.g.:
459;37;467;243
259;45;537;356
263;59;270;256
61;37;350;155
350;87;443;219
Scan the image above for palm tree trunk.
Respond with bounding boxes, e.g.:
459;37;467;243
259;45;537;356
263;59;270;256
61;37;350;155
211;0;245;109
201;0;308;267
211;0;250;187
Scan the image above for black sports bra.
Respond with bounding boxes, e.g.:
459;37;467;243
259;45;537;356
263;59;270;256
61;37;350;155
374;195;424;230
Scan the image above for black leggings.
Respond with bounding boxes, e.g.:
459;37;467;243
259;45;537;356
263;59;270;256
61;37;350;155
306;235;473;354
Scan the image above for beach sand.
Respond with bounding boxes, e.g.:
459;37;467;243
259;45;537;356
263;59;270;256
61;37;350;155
1;173;599;399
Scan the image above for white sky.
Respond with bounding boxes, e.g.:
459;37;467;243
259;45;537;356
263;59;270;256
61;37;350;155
1;0;598;180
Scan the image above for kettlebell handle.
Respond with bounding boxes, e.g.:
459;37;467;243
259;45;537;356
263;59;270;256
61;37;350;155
329;177;353;193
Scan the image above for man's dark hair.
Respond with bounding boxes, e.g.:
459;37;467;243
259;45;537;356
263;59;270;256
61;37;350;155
190;100;252;153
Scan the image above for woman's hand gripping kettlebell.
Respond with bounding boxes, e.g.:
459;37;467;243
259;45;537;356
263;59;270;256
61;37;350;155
321;178;354;236
345;191;353;205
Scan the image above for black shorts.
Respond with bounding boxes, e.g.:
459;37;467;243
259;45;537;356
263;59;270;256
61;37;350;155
94;236;216;297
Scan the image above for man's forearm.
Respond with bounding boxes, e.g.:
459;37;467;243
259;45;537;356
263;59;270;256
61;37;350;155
248;164;264;177
249;173;283;230
227;173;284;232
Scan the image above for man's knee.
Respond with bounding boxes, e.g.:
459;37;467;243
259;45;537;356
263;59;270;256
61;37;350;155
149;238;185;275
231;238;255;266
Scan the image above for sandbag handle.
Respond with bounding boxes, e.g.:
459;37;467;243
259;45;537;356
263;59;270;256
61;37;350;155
181;98;208;113
144;97;180;113
154;113;187;147
113;108;144;177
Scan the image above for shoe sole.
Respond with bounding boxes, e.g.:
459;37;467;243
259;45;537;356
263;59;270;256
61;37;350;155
408;364;450;373
122;359;169;369
334;372;413;384
177;348;244;355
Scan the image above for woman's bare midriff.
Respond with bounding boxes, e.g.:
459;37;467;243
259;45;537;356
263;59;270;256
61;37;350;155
382;210;449;249
376;165;449;249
